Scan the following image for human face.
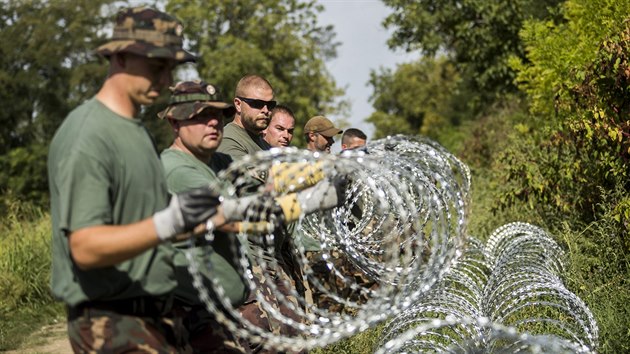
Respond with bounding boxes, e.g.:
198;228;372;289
309;132;334;153
123;54;176;107
235;86;274;133
263;112;295;147
175;108;224;161
342;137;367;151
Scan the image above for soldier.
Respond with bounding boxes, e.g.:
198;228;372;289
217;74;275;159
159;80;248;353
304;115;342;153
159;81;342;353
263;105;296;148
47;7;219;352
216;76;316;349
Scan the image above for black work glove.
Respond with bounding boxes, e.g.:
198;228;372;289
153;186;221;241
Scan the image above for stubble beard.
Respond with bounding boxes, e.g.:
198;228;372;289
242;112;269;134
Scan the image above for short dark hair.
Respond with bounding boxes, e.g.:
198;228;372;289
342;128;367;145
271;104;295;120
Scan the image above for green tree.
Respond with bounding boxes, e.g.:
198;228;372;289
366;57;462;140
165;0;346;147
381;0;563;105
0;0;117;207
502;0;630;221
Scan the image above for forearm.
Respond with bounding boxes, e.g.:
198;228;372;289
69;186;227;269
71;209;230;269
69;218;161;270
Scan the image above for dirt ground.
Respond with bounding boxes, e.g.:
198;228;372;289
5;322;71;354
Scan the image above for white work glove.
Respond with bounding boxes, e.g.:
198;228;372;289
152;186;221;241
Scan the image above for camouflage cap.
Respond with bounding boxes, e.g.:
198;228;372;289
95;6;196;63
158;80;235;120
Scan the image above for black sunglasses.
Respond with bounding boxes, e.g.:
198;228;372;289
237;96;277;110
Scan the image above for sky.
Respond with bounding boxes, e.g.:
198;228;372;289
316;0;420;148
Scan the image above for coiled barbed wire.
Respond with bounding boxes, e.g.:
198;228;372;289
181;135;596;353
181;135;470;351
483;222;598;351
376;222;598;353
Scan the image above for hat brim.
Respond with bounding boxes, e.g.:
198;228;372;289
158;102;235;120
95;40;197;63
318;127;343;137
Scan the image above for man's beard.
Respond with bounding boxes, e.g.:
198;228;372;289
242;112;268;133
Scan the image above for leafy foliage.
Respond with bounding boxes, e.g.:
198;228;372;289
501;0;630;222
366;57;463;140
0;0;117;207
488;1;630;350
165;0;347;147
0;0;346;204
0;0;114;151
382;0;563;104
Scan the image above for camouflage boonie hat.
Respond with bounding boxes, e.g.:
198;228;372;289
158;80;236;120
95;6;196;63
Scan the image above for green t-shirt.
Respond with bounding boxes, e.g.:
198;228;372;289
160;148;248;306
217;122;270;160
216;122;270;195
47;98;175;307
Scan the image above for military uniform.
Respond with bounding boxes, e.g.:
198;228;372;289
159;81;303;353
48;7;196;353
215;99;310;353
218;122;271;160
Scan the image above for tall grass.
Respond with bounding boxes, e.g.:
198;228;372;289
0;198;62;350
558;217;630;353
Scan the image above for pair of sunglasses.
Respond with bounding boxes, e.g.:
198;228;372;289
237;96;277;110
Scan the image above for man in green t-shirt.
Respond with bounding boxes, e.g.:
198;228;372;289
47;7;232;353
159;81;347;352
217;74;275;159
159;80;255;353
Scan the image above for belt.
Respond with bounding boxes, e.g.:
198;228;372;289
68;295;174;320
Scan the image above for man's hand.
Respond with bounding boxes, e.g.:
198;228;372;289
294;174;348;217
153;186;221;241
222;174;348;225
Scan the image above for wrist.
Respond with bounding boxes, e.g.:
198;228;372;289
152;199;184;241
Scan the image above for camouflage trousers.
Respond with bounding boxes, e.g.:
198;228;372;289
67;306;188;353
173;302;250;354
239;264;305;354
304;250;377;313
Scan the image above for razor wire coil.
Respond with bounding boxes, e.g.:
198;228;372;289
181;135;597;353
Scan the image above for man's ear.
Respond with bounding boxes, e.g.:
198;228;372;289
234;97;242;114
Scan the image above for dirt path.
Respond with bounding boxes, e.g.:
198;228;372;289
5;322;71;354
